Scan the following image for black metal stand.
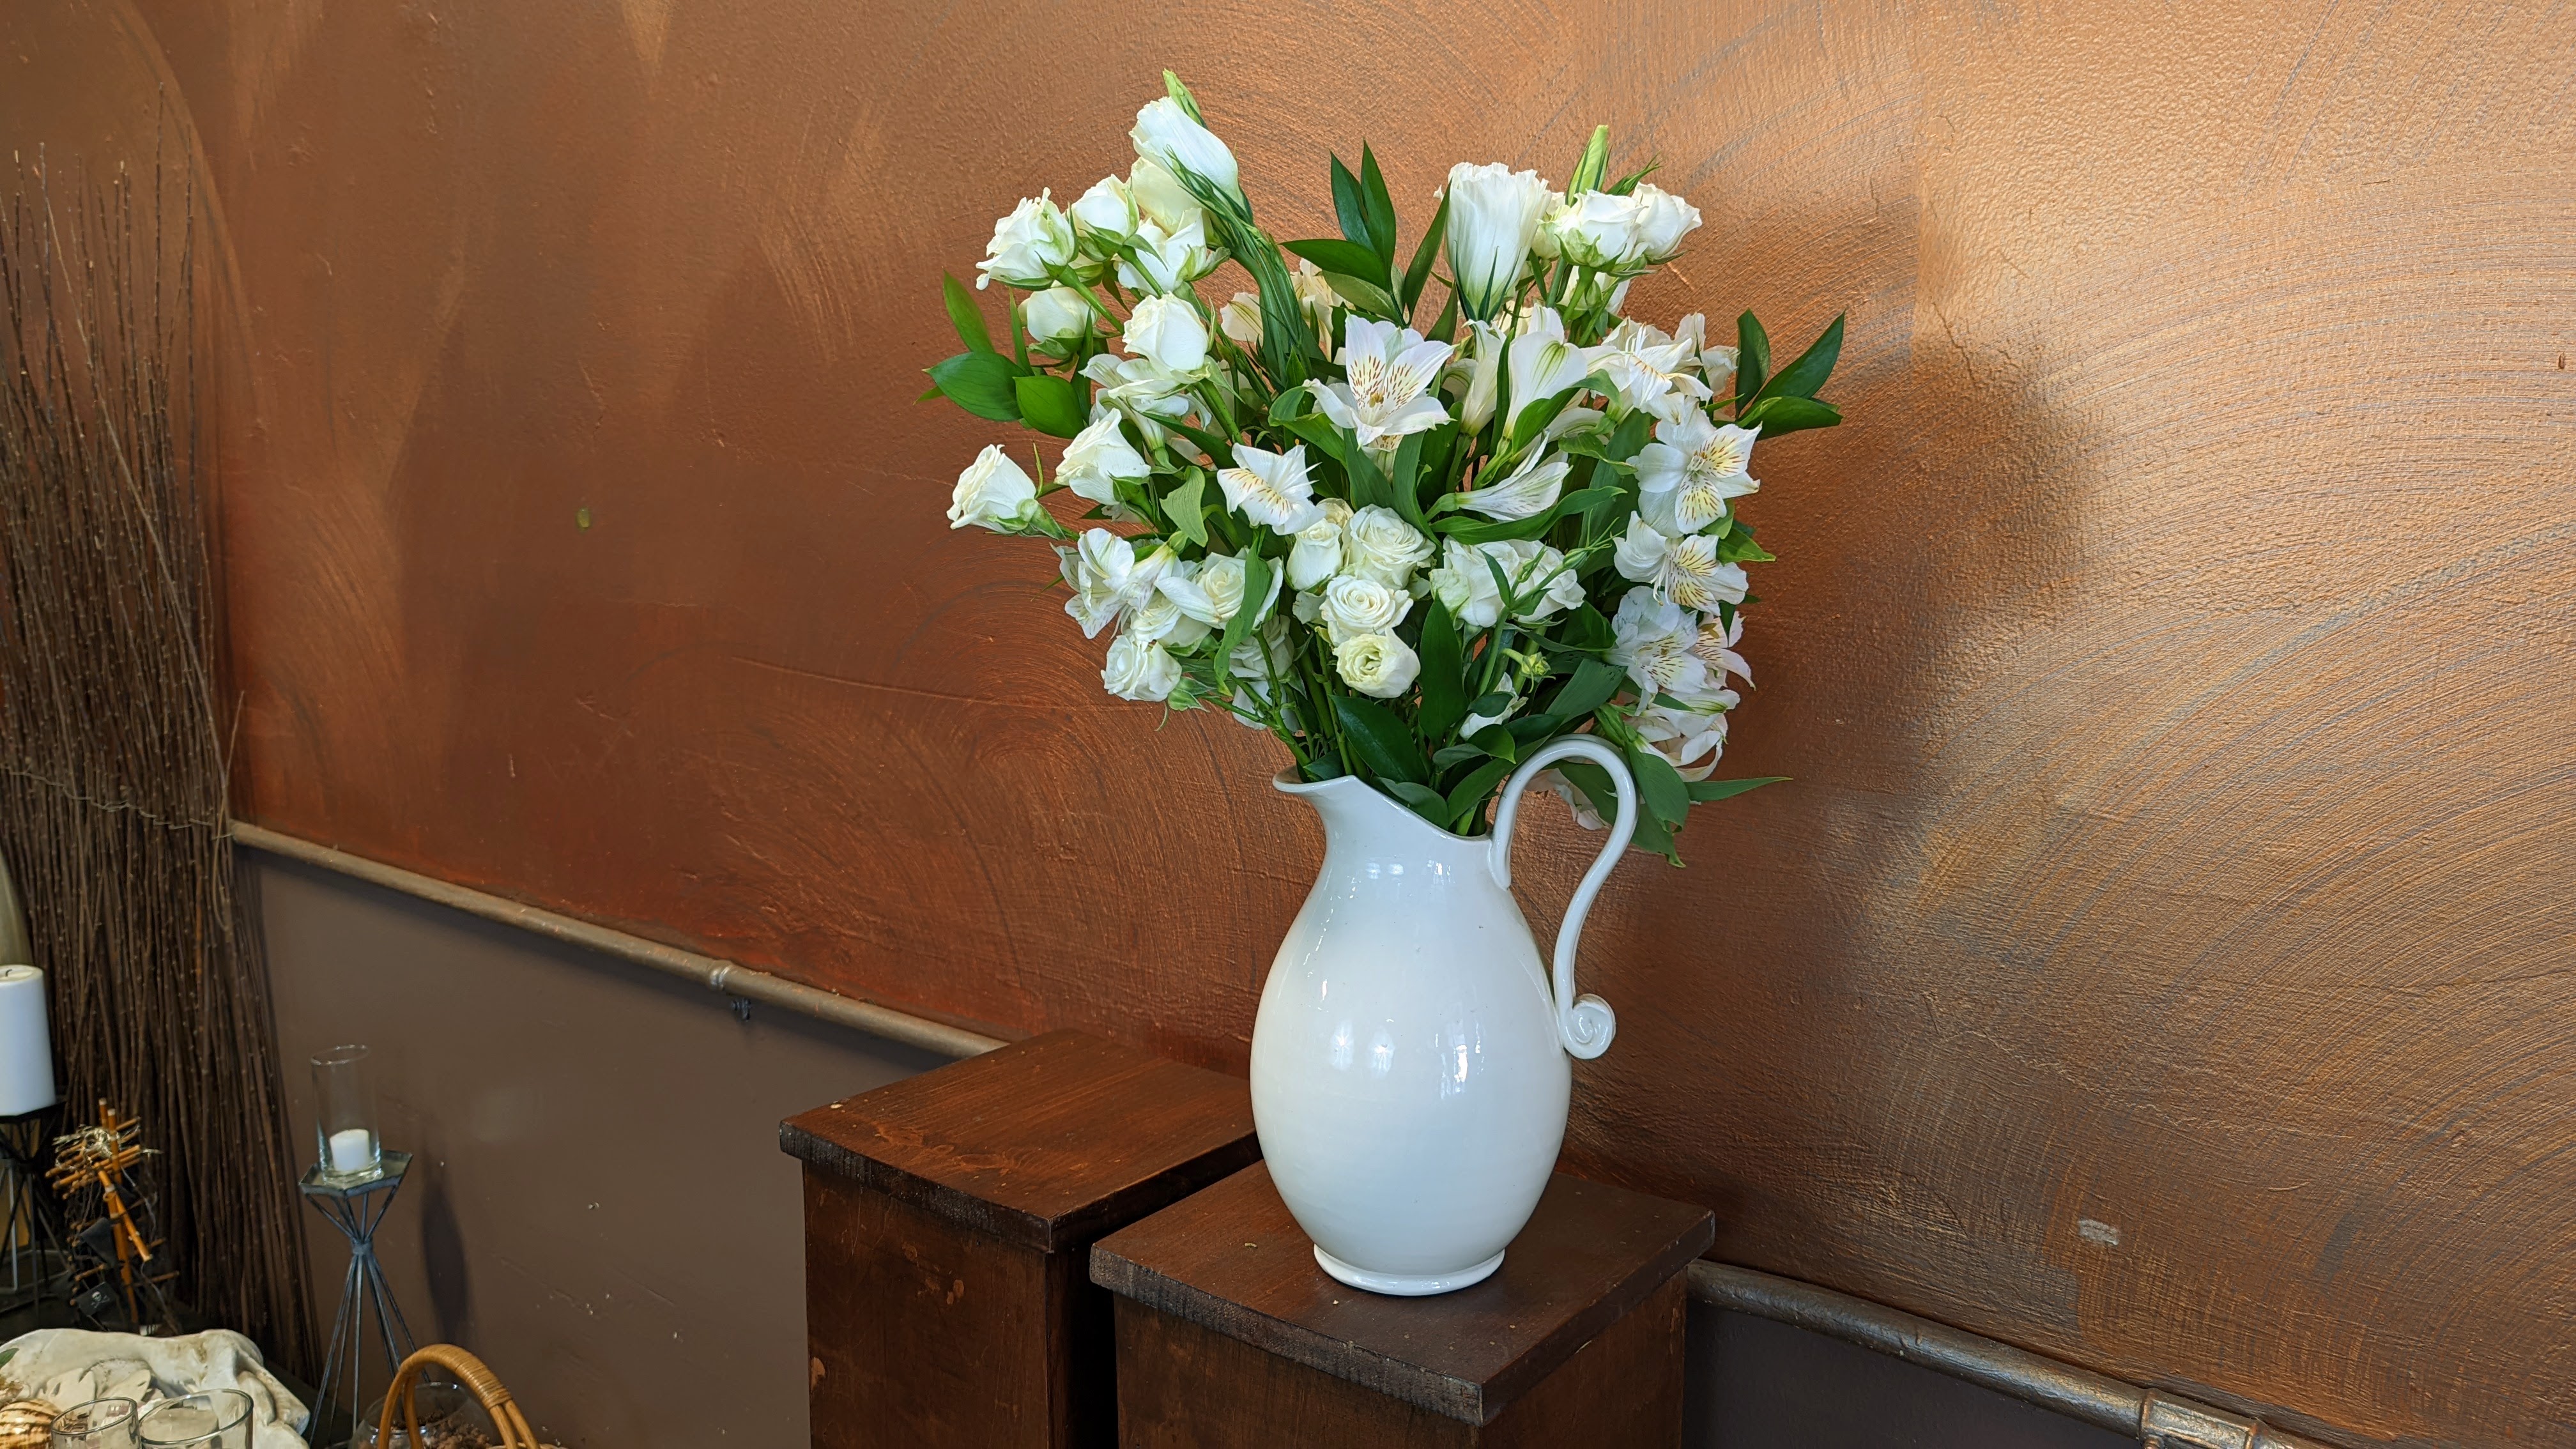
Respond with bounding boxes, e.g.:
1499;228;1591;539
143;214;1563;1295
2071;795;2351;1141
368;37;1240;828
300;1150;417;1448
0;1103;67;1315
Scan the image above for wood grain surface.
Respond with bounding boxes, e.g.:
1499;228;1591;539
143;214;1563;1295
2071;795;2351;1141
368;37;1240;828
9;2;2572;1443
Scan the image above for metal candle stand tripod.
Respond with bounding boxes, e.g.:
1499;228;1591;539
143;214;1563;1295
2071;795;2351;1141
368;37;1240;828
301;1150;418;1446
0;1105;68;1314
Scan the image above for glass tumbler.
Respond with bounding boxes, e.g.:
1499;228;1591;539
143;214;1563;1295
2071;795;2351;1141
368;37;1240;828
311;1043;382;1183
135;1393;252;1449
50;1398;141;1449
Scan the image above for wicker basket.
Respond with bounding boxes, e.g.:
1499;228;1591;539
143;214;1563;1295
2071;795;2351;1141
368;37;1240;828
370;1345;537;1449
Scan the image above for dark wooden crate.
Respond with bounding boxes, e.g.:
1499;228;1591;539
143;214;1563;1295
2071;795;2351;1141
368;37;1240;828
783;1031;1260;1448
1091;1162;1713;1448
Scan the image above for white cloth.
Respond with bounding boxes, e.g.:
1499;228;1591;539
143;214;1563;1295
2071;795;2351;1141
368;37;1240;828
0;1328;307;1448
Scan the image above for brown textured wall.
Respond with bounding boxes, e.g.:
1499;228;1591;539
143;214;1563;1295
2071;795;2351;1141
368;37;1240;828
19;1;2573;1443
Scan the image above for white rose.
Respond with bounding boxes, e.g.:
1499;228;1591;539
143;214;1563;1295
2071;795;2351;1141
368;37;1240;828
1126;157;1204;234
1317;574;1412;642
1540;189;1646;270
1022;286;1091;348
1059;414;1149;509
1130;96;1240;195
1068;174;1137;240
1441;163;1554;320
1333;632;1420;700
947;445;1038;532
1103;631;1183;702
1123;294;1209;374
1159;551;1273;629
975;192;1073;291
1287;498;1351;590
1126;582;1211;650
1629;183;1703;261
1338;505;1433;587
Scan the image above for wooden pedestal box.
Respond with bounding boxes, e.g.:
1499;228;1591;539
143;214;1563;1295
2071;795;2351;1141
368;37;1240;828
782;1031;1259;1448
1091;1163;1715;1448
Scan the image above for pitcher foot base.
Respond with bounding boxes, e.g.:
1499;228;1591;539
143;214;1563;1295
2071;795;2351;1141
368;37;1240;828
1313;1245;1505;1296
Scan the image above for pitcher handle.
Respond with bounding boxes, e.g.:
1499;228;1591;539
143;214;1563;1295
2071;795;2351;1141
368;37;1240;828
1490;736;1637;1060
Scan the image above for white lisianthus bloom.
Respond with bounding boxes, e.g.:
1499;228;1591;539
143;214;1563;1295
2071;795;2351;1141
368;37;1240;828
1103;629;1183;702
1080;351;1195;443
1116;218;1218;295
1217;443;1325;535
1594;318;1713;424
1338;505;1434;588
1611;514;1745;611
1125;578;1212;650
1125;157;1203;234
1317;573;1413;642
1636;413;1760;534
1061;528;1172;638
1428;538;1582;629
1218;292;1263;346
976;192;1074;291
1022;286;1092;349
1289;259;1339;342
1636;698;1735;781
1069;175;1138;243
1695;609;1753;686
1505;308;1596;438
1443;164;1554;321
1315;318;1454;452
1539;188;1646;269
1287;498;1352;590
1123;294;1209;374
1629;183;1703;261
1333;631;1421;700
1059;414;1150;511
1609;586;1717;700
1132;96;1241;197
1159;551;1277;630
1457;447;1571;521
947;445;1039;532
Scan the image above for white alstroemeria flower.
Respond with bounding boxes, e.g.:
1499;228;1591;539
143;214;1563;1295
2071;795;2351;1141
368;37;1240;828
1116;218;1218;295
1123;294;1209;374
1538;770;1610;830
1671;314;1739;387
976;192;1074;291
1457;447;1571;521
1428;538;1583;629
1218;443;1324;535
947;445;1039;532
1125;575;1212;650
1289;259;1338;342
1594;318;1713;425
1287;499;1352;590
1611;514;1745;611
1080;351;1195;443
1609;586;1716;700
1022;286;1092;349
1637;698;1735;781
1452;321;1505;431
1443;163;1554;320
1539;189;1646;270
1695;609;1752;686
1333;631;1420;700
1338;505;1434;587
1317;574;1413;643
1636;413;1760;534
1629;183;1703;261
1131;96;1241;197
1061;528;1172;638
1103;629;1183;702
1315;318;1454;452
1059;414;1150;512
1069;175;1138;244
1505;308;1596;438
1218;292;1262;346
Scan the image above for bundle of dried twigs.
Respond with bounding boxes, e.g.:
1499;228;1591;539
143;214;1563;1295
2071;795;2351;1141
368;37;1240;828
0;149;311;1369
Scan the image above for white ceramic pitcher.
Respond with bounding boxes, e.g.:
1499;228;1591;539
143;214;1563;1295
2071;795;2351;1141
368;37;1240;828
1249;735;1641;1296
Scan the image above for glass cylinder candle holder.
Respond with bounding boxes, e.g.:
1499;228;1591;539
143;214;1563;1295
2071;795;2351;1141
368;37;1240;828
135;1392;250;1449
50;1398;141;1449
311;1045;382;1184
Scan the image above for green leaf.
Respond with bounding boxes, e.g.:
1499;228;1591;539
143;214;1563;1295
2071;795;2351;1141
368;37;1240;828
1715;519;1776;563
1276;415;1349;466
1322;271;1402;319
1384;779;1450;825
1012;374;1085;438
1215;548;1273;673
1163;470;1209;550
1360;145;1398;272
1432;742;1488;769
1331;156;1377;261
1284;238;1388;288
1467;690;1514;717
1160;415;1233;462
1736;393;1842;437
1402;194;1450;316
1689;776;1788;802
1335;696;1429;786
926;351;1023;422
1432;487;1623;544
1266;384;1310;425
1604;160;1661;196
1503;713;1562;746
1751;313;1844;404
1469;724;1519;762
1629;747;1692;827
1568;125;1611;195
943;274;995;354
1427;292;1459;345
1444;757;1514;829
1548;657;1627;722
1416;597;1468;742
1735;312;1772;417
1346;432;1392;510
1387;429;1430;531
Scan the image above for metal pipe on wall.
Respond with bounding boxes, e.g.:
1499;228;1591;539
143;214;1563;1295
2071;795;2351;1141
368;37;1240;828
232;821;2334;1449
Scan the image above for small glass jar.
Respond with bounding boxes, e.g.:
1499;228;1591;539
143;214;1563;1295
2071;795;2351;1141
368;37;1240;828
311;1044;383;1184
50;1398;141;1449
135;1392;251;1449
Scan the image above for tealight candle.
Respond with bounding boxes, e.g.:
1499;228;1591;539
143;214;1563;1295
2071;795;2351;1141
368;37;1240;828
328;1126;376;1174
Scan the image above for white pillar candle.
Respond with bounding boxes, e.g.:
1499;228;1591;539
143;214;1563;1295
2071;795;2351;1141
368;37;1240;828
0;965;55;1116
328;1126;376;1173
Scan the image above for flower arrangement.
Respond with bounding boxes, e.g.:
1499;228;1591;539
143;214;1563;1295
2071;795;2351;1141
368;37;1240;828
926;74;1844;862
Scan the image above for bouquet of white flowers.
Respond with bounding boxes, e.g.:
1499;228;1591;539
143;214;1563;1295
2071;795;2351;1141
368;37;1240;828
927;74;1844;862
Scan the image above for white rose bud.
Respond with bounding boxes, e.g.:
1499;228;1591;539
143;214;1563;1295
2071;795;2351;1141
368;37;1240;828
1126;157;1204;234
1629;183;1702;261
1287;498;1351;590
1333;632;1421;700
947;445;1038;532
1103;631;1183;702
1317;574;1413;642
1539;189;1646;270
1123;294;1209;375
1337;505;1434;588
1130;96;1241;196
1022;286;1091;348
1068;174;1137;240
1059;414;1149;509
1441;163;1554;321
1160;551;1267;628
975;191;1073;291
